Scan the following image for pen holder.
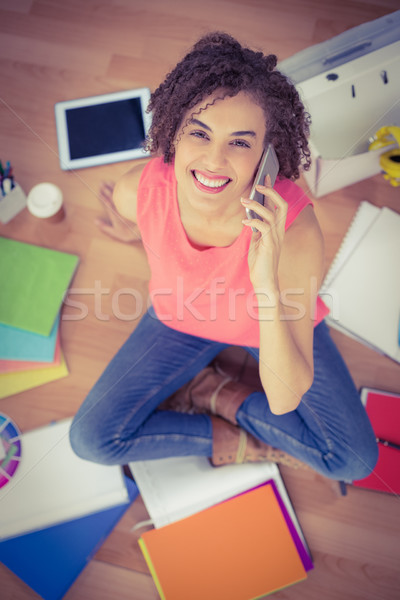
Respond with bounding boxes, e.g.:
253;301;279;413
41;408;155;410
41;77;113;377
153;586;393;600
0;184;27;225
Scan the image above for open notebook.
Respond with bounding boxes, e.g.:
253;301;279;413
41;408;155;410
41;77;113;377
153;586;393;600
320;202;400;363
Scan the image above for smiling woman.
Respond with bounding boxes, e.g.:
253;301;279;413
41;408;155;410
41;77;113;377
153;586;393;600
69;32;378;481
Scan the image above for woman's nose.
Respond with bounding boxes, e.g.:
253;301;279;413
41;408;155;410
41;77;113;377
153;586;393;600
203;144;227;171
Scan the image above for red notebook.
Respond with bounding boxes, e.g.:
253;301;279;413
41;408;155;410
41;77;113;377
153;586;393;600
353;388;400;494
139;482;307;600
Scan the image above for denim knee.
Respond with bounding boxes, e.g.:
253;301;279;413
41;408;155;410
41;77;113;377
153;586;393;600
320;437;379;481
347;439;379;481
69;416;115;466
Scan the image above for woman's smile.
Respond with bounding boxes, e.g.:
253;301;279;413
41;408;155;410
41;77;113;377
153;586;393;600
191;170;232;193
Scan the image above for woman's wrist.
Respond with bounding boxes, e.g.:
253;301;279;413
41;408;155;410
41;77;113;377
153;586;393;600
253;283;280;309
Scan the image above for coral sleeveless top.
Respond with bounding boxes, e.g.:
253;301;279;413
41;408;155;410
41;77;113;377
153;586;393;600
136;157;329;347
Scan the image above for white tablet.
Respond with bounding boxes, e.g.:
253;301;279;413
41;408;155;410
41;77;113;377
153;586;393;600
54;87;152;170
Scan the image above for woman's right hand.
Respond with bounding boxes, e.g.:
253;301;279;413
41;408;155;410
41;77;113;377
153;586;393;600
95;181;140;243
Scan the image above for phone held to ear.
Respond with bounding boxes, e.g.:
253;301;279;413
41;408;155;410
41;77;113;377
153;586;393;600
246;144;279;231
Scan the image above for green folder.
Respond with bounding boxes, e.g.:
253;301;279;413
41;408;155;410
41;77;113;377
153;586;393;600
0;237;79;336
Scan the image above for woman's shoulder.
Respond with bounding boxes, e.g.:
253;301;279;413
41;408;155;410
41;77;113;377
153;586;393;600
113;159;152;222
114;156;174;222
138;155;175;189
275;177;314;231
275;177;322;248
275;177;313;206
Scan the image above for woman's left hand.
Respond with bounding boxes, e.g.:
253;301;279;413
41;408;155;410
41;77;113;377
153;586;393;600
240;176;288;292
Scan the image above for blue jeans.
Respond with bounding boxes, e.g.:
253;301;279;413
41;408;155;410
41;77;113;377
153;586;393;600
69;306;378;481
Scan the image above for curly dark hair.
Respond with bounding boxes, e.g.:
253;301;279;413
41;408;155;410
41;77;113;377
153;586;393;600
145;32;311;180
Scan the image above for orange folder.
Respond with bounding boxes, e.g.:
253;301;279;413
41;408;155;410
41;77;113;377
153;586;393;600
139;482;307;600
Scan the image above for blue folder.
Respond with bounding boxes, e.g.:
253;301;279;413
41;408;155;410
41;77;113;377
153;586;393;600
0;476;139;600
0;316;59;362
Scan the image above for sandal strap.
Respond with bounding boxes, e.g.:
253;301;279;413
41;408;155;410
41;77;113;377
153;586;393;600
209;376;233;414
235;429;248;464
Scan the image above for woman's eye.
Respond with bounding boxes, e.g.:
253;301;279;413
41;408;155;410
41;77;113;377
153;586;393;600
231;139;251;148
190;130;209;140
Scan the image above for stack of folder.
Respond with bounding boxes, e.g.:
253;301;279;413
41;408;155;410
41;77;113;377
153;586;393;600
130;456;313;600
0;237;79;398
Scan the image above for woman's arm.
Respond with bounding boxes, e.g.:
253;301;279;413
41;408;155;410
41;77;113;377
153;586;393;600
241;184;325;415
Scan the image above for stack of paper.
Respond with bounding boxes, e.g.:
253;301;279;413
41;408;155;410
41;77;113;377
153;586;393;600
0;418;138;600
130;456;312;599
320;202;400;363
0;418;132;539
0;237;79;397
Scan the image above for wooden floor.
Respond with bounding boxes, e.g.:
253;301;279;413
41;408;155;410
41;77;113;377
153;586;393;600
1;1;400;599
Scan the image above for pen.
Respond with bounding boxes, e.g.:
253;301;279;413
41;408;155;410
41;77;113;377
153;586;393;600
2;177;12;195
376;437;400;451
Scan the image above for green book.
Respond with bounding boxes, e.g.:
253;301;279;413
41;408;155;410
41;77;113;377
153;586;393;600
0;237;79;336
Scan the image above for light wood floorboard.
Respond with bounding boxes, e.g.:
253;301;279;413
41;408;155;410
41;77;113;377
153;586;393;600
0;1;399;599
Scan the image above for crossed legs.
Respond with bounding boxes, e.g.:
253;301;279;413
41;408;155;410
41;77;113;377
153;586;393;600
70;309;377;481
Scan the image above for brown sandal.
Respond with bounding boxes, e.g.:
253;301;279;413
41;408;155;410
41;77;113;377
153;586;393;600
211;416;310;470
159;365;254;424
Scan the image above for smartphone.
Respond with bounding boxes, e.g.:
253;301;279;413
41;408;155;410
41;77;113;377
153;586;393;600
246;144;279;230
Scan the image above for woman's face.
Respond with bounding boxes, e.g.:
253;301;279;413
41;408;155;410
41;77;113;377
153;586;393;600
174;91;266;216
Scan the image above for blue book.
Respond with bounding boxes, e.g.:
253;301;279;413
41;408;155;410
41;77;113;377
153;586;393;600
0;316;59;362
0;476;138;600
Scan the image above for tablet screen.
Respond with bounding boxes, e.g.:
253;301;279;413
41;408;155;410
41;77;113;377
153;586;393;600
66;98;145;159
55;88;152;170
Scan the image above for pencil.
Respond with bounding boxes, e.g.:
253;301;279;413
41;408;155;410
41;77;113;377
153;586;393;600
376;437;400;451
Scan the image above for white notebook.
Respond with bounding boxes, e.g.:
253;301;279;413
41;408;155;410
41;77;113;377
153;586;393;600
0;418;129;540
320;202;400;363
129;456;309;556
